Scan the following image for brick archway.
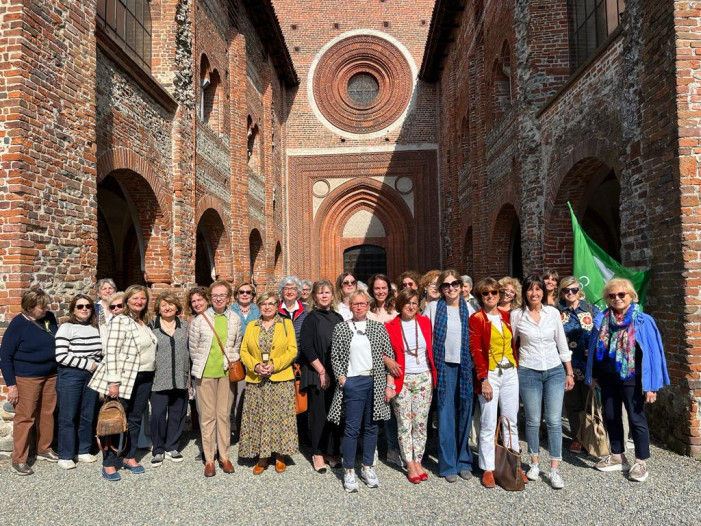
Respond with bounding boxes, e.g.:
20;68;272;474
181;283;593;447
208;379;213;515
544;156;620;273
490;203;521;279
195;207;232;285
314;179;413;280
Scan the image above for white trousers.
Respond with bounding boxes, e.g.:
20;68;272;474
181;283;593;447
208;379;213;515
478;367;520;471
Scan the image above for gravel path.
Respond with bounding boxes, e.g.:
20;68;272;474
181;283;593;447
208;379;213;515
1;432;699;526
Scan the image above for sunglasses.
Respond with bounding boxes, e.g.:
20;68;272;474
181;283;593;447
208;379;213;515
401;282;415;288
238;290;253;295
440;280;460;290
75;304;91;310
608;292;628;300
109;303;123;310
481;290;500;297
562;287;580;294
342;280;356;286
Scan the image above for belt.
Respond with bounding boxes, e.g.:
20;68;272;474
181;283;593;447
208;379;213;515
496;362;515;370
356;370;372;377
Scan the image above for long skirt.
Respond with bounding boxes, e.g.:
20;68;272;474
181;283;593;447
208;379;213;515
238;380;298;459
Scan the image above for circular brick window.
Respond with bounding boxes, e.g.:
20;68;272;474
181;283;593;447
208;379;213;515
312;34;414;134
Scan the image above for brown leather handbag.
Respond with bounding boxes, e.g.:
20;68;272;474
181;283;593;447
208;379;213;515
494;416;525;491
203;314;246;382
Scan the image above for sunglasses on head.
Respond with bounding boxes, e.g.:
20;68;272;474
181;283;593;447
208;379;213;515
481;290;499;297
608;292;628;300
75;304;91;310
440;280;460;290
562;287;580;294
109;303;123;310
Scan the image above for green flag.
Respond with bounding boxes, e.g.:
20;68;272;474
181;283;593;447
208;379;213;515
568;202;650;309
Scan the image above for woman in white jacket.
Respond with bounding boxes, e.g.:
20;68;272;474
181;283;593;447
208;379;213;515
189;280;242;478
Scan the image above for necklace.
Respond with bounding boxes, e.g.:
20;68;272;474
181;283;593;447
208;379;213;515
401;318;420;364
351;320;366;336
239;304;250;314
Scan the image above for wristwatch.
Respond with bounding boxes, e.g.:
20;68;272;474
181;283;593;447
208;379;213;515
387;384;396;390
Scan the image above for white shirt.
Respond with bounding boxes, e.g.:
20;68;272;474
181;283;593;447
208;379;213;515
510;305;571;371
486;312;503;334
347;321;373;376
337;302;352;321
401;319;429;374
425;301;462;364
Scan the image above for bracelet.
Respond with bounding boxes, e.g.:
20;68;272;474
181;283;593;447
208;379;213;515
566;374;574;378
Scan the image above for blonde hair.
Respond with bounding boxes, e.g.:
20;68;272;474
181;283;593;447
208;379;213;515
256;291;280;308
123;285;150;323
558;276;586;301
602;278;638;303
498;276;522;309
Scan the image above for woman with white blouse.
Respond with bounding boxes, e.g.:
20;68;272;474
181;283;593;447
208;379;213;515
510;274;574;490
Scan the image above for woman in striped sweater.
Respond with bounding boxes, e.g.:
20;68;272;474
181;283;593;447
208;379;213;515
55;294;103;470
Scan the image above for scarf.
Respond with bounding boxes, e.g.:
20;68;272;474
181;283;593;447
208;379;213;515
595;302;640;380
433;299;473;404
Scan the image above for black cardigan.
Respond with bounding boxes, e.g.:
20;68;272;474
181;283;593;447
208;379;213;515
298;308;343;391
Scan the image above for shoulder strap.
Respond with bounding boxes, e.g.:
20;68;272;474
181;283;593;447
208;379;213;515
202;314;231;366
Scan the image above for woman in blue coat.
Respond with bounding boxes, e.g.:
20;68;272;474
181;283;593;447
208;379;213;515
585;278;669;482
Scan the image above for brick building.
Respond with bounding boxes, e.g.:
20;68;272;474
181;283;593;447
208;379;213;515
0;0;700;455
422;0;701;456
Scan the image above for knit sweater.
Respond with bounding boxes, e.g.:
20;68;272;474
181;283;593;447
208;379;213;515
0;312;58;385
151;316;190;391
55;322;103;372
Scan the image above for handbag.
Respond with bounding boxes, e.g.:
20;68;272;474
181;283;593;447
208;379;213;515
293;363;307;414
578;388;611;457
494;416;525;491
96;399;128;455
202;314;246;382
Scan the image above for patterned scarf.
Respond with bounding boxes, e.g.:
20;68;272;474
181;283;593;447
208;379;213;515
433;299;473;404
595;302;640;380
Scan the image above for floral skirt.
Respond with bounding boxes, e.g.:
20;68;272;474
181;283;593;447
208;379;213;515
238;380;298;458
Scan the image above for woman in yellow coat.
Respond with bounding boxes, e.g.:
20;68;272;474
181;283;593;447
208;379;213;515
238;291;298;474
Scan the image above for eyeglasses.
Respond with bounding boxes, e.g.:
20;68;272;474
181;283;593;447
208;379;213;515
481;290;500;297
401;282;415;288
351;302;368;308
211;294;229;300
608;292;628;300
405;301;419;307
440;280;461;290
427;281;438;289
109;303;123;310
342;280;356;286
238;290;252;295
283;286;298;292
75;304;91;310
562;287;580;295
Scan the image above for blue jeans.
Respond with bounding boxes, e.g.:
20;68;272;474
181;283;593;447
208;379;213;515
342;376;379;469
436;363;473;476
57;367;98;460
519;365;565;461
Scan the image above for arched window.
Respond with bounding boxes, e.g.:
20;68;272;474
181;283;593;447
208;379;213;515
97;0;152;72
491;42;512;121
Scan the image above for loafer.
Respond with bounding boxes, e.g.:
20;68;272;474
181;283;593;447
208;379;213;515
219;459;235;474
122;462;145;474
459;469;472;480
204;461;216;477
253;460;268;475
445;474;458;483
481;470;495;488
275;457;286;473
36;449;59;462
101;468;121;482
10;463;34;476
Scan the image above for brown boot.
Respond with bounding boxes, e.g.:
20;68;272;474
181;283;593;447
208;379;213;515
204;461;216;477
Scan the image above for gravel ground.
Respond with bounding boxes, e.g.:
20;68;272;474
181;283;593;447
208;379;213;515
1;431;699;526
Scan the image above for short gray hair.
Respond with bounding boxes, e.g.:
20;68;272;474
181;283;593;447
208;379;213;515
460;275;473;287
96;278;116;291
301;279;313;289
278;276;302;297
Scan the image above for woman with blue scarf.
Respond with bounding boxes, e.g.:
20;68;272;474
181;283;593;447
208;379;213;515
424;269;474;482
585;278;669;482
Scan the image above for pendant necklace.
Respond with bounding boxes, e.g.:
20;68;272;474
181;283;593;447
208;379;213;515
401;318;420;364
351;320;366;336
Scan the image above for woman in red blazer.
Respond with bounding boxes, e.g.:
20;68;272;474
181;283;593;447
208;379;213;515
468;277;526;488
385;288;437;483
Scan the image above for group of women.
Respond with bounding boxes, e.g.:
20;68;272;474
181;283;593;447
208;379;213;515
0;269;669;492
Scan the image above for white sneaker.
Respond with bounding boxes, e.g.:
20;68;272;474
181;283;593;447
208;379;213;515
58;459;76;470
360;466;379;488
344;470;359;493
77;454;97;463
550;468;564;489
526;463;540;481
386;449;405;468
